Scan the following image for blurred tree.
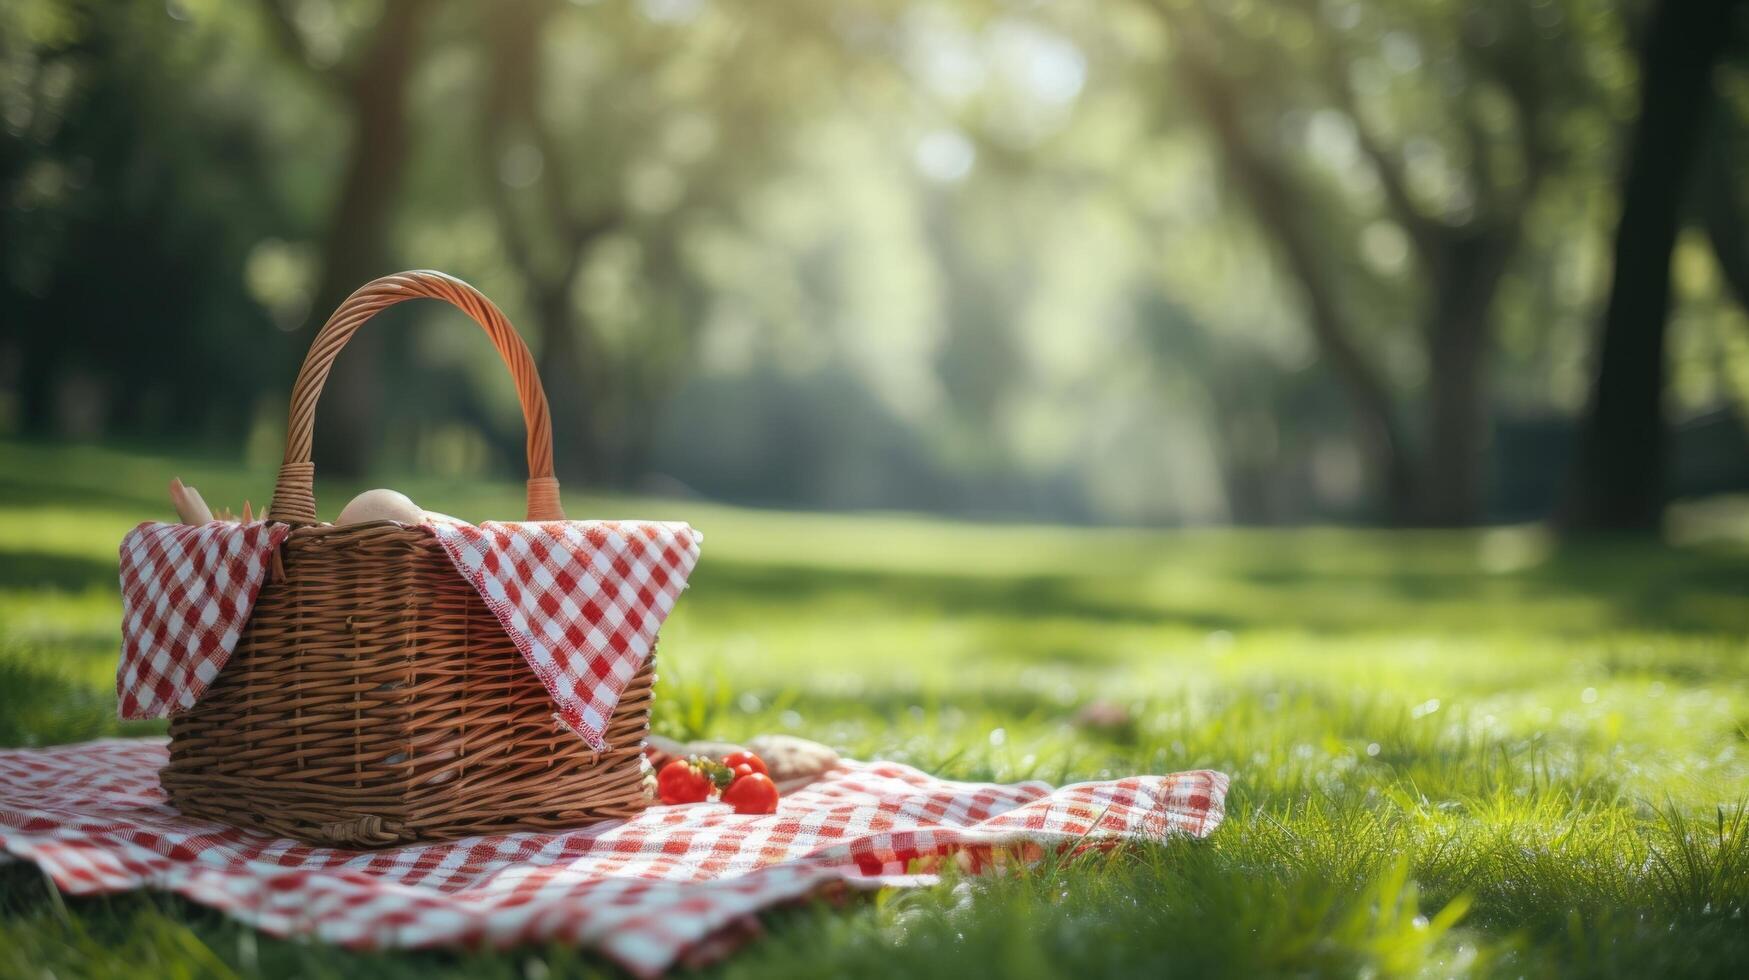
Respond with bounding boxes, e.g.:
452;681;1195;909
1169;39;1415;520
256;0;431;476
922;185;1030;483
472;0;823;485
473;0;617;478
6;0;1743;524
1699;80;1749;313
2;0;289;445
1564;0;1744;532
1150;0;1614;524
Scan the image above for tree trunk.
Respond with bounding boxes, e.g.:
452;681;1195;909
531;279;607;484
1563;0;1742;532
1421;311;1487;525
306;0;426;478
1176;52;1418;522
1419;232;1515;525
1699;113;1749;311
474;0;615;486
14;303;56;433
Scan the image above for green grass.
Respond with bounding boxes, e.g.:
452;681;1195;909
1;439;1747;978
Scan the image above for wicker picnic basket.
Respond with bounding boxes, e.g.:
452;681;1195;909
159;271;656;847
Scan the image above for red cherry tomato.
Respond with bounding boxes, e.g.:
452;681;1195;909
730;762;757;782
657;759;712;804
721;772;779;815
722;750;768;777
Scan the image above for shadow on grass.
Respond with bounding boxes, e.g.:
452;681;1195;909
689;538;1749;640
0;550;117;592
1531;538;1749;632
686;560;1244;629
1233;541;1749;636
0;477;155;513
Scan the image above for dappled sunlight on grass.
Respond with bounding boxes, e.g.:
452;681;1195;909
2;441;1747;976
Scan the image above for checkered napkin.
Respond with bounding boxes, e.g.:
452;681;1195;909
116;521;292;718
116;519;702;751
0;739;1228;977
426;521;702;751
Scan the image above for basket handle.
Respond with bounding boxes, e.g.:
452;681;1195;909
268;270;565;524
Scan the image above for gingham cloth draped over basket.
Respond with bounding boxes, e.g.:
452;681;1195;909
115;517;702;749
0;739;1229;977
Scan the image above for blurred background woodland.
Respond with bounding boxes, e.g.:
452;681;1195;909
3;0;1747;529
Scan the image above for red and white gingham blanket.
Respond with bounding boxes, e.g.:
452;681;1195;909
0;739;1228;976
116;519;701;751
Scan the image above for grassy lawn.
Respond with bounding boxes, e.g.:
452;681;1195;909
1;439;1747;978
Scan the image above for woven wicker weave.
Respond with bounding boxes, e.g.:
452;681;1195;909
160;271;655;847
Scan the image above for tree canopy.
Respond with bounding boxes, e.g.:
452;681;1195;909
3;0;1745;526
